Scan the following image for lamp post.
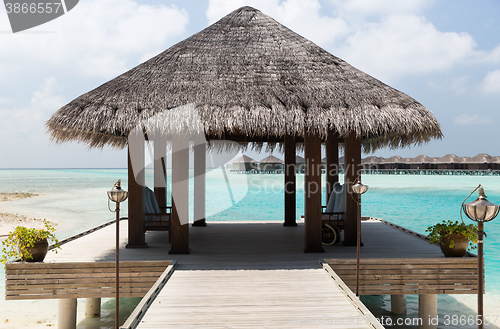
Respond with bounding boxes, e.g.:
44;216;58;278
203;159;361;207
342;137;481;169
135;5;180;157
462;185;499;329
107;180;129;329
352;178;369;297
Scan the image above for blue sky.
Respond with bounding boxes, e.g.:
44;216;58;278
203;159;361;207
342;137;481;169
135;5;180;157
0;0;499;168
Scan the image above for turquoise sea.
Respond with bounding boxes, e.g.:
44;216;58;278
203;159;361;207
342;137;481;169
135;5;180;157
1;168;500;328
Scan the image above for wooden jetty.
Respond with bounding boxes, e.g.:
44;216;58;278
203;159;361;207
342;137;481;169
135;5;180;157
5;219;479;329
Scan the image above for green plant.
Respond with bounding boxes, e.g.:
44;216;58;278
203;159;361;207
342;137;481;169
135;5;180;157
426;220;478;251
1;219;60;264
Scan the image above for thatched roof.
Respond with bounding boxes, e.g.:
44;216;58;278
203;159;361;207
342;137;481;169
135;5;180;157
408;154;435;164
46;6;442;151
435;154;460;164
231;155;257;163
295;155;305;163
467;153;492;164
260;155;283;163
362;156;384;164
381;156;406;164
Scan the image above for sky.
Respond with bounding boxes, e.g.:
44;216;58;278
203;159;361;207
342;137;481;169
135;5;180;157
0;0;499;168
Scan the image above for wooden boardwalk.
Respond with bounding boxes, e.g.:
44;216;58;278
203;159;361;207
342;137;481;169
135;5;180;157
41;219;446;328
137;269;373;329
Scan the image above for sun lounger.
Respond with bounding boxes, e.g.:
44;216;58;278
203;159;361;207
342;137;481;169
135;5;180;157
143;187;171;235
321;184;345;244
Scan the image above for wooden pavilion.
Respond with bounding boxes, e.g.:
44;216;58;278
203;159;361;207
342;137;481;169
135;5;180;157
46;6;442;254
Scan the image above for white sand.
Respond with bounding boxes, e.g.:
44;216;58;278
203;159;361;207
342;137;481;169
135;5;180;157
0;193;57;237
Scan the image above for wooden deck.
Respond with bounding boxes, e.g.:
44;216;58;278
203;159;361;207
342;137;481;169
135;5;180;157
39;218;449;328
136;269;376;329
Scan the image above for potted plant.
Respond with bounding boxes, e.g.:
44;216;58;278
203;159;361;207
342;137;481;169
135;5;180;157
426;220;478;257
1;219;60;264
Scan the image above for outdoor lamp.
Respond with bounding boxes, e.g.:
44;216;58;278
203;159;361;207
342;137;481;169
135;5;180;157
108;180;129;203
462;185;499;329
352;181;369;195
108;180;128;329
351;178;369;297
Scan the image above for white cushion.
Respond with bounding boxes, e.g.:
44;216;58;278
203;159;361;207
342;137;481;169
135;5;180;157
143;187;153;213
333;184;345;218
325;189;336;212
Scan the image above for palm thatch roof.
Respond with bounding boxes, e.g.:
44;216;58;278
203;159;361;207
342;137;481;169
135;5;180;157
467;153;492;164
362;156;384;164
46;6;442;151
231;155;257;163
408;154;435;164
260;155;283;163
295;155;305;163
435;154;461;164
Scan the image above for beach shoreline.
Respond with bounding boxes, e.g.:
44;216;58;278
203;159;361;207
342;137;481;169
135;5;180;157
0;193;57;237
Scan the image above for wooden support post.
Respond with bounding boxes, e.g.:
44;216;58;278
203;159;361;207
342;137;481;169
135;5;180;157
391;294;406;314
343;133;361;246
127;145;147;248
85;298;101;317
154;136;167;212
418;294;437;329
304;132;324;253
170;134;190;254
284;135;297;227
326;130;339;204
193;142;206;226
58;298;77;329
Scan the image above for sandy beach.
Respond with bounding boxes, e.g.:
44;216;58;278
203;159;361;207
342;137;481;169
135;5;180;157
0;193;55;237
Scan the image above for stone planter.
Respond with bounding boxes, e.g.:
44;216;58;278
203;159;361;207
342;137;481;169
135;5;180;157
440;234;469;257
19;238;49;262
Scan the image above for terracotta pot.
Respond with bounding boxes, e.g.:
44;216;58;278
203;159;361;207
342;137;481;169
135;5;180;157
440;234;469;257
19;238;49;262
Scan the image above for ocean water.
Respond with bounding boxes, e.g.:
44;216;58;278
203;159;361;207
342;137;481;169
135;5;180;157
1;169;500;328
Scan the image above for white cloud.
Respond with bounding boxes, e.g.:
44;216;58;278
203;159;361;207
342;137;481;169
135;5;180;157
454;114;491;125
0;0;189;80
0;78;65;138
427;76;469;94
481;70;500;94
31;77;66;111
336;15;477;81
206;0;478;83
330;0;433;16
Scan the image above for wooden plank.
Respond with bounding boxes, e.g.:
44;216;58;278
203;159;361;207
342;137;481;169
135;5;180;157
122;261;177;329
283;135;296;226
304;133;323;253
5;260;171;300
324;258;477;265
343;133;361;246
127;143;147;247
6;260;171;270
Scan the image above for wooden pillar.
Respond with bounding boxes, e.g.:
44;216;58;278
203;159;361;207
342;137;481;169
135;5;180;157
127;145;147;248
193;142;206;226
169;134;190;254
343;133;361;246
85;298;101;317
154;136;167;211
419;294;437;329
58;298;77;329
326;130;339;204
391;294;406;314
284;135;297;226
304;132;324;253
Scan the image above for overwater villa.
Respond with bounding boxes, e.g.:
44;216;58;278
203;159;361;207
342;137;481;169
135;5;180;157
6;6;485;329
